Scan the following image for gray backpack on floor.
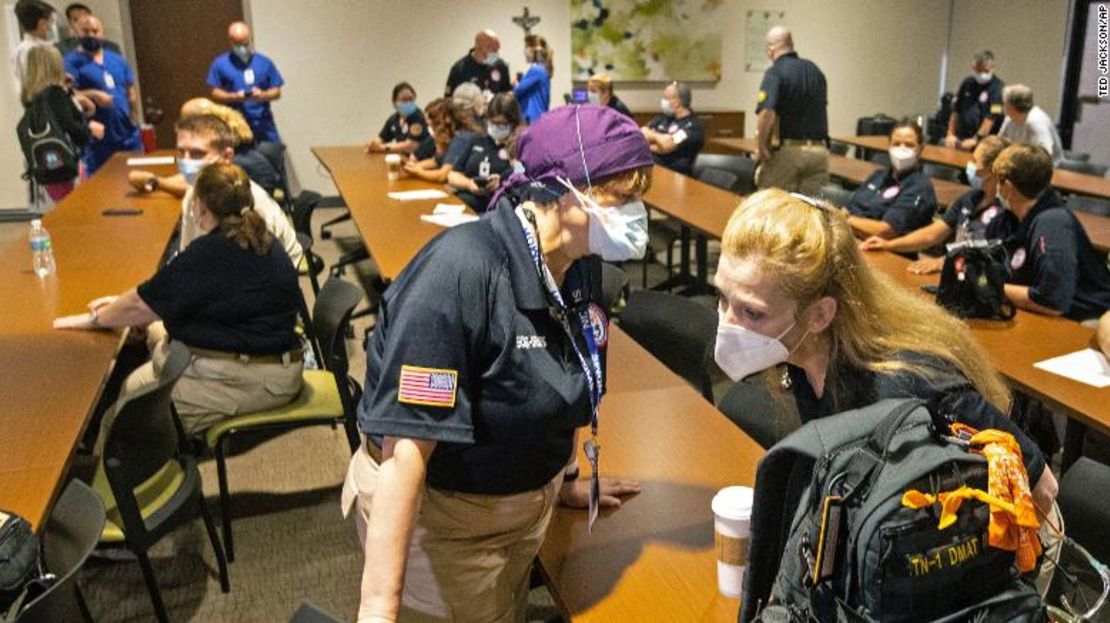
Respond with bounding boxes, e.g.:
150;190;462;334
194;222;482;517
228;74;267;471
740;398;1046;623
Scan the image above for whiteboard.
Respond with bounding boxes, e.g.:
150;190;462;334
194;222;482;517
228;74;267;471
745;9;785;74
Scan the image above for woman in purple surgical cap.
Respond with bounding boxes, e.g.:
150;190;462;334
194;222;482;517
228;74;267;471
343;105;654;622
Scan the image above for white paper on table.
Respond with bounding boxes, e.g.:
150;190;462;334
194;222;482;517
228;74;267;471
387;189;448;201
126;156;175;166
1033;349;1110;388
433;203;466;215
420;213;480;228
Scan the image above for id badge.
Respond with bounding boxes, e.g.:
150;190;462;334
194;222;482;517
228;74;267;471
478;159;491;179
103;71;115;90
585;438;600;532
244;68;255;85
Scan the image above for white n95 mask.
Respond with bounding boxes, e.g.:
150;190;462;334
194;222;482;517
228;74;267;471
558;178;648;261
889;146;918;172
713;309;795;382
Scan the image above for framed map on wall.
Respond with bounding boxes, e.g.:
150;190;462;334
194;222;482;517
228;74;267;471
571;0;724;82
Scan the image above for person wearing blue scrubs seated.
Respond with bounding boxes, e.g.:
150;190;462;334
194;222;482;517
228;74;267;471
63;14;140;174
206;21;284;144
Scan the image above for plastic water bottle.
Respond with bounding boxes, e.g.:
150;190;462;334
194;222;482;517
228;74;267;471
29;219;56;278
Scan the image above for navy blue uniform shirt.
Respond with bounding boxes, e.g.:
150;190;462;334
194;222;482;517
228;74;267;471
358;199;609;494
377;109;430;145
1005;190;1110;320
451;134;513;213
607;95;632;119
953;75;1005;139
940;189;1018;243
847;166;939;235
756;51;828;141
445;49;511;96
787;352;1046;486
647;113;705;176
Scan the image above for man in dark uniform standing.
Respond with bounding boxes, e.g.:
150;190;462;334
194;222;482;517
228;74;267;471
445;29;511;99
641;81;705;176
754;26;828;195
944;50;1005;152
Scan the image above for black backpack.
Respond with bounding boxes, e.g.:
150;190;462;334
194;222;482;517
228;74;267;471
937;239;1016;320
17;92;80;185
0;509;52;618
740;398;1046;623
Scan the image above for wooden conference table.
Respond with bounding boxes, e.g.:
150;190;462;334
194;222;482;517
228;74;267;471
710;137;1110;255
313;146;754;622
0;153;181;530
835;135;1110;201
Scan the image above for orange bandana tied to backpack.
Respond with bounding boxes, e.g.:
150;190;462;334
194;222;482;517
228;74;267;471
901;423;1042;572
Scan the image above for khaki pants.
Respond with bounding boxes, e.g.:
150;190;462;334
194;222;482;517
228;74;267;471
342;441;559;623
116;326;304;435
756;144;829;195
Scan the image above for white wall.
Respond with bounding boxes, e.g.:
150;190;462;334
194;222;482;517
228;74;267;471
1;4;25;209
0;1;1076;205
946;0;1069;119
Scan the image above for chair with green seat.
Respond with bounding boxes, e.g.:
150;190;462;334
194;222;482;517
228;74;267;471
92;341;230;623
205;277;364;562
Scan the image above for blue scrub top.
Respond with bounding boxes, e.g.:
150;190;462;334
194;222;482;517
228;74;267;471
206;51;285;143
66;49;141;172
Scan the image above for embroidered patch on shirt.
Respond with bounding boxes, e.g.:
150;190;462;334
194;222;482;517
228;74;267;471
757;90;767;103
409;123;423;137
672;128;689;144
989;104;1003;114
1038;235;1046;254
588;303;609;349
979;91;989;104
398;365;458;408
1011;247;1027;270
882;185;901;200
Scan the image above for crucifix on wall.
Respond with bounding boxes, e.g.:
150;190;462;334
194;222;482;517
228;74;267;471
512;6;541;36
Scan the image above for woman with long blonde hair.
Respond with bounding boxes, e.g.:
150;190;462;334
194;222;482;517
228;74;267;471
713;189;1057;510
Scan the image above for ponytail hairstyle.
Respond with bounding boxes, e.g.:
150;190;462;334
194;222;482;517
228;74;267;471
193;163;272;256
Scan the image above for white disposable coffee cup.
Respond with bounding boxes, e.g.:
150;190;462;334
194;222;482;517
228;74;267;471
385;153;402;180
712;485;754;599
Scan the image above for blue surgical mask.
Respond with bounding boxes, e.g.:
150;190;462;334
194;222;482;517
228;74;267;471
178;157;207;185
233;45;251;63
966;161;982;190
395;101;418;117
484;51;500;66
488;123;512;142
587;91;601;105
975;71;993;85
660;98;673;116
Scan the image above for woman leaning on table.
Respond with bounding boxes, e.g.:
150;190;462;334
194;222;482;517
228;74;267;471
54;163;303;434
711;188;1058;517
343;105;648;622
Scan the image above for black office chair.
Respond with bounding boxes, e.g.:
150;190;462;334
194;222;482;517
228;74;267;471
297;232;325;297
93;341;230;623
692;153;749;179
255;141;293;211
618;290;716;401
817;183;854;209
206;277;364;561
1066;195;1110;217
923;162;961;183
1058;160;1109;177
716;377;781;449
289;601;342;623
13;480;105;623
698;167;740;193
1064;150;1091;163
828;141;849;156
733;156;757;195
1057;457;1110;565
599;261;629;317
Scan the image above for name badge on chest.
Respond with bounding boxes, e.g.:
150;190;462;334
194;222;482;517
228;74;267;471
103;71;115;90
244;68;255;85
478;158;491;178
882;186;901;201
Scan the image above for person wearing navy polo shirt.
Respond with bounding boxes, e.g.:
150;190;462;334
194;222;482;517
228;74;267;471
444;29;511;99
945;50;1005;152
206;21;284;144
995;144;1110;321
64;14;140;174
845;120;938;239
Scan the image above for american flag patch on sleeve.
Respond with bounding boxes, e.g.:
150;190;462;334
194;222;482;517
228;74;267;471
398;365;458;408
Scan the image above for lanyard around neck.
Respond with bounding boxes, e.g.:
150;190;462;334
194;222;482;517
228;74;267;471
515;207;603;433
